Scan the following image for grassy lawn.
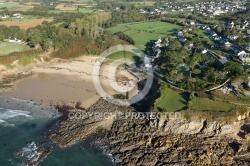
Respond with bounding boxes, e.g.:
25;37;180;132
105;51;142;64
107;21;182;50
0;2;18;9
132;32;163;48
108;24;130;33
191;97;234;112
155;85;189;112
0;42;29;55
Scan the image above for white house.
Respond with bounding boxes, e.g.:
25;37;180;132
13;13;22;19
0;15;9;19
239;53;250;63
4;38;22;43
227;35;239;40
227;21;234;29
190;20;195;25
177;31;184;37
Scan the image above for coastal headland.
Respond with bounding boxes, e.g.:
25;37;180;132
1;55;250;165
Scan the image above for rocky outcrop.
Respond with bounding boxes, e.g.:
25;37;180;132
99;113;250;165
49;97;250;165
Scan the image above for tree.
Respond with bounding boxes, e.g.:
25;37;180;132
187;53;202;77
222;29;230;38
224;62;247;80
168;39;182;51
236;34;244;44
215;25;223;34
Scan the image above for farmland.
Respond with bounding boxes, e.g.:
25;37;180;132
107;21;182;49
0;16;53;29
48;8;94;14
0;2;37;11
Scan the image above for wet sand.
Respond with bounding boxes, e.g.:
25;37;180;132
0;56;139;109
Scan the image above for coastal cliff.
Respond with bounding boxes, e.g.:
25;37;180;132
48;97;250;165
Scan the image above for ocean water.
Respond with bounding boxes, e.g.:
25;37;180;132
0;97;114;166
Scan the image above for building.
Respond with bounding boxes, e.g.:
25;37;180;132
227;35;239;41
227;21;234;29
4;38;22;43
0;15;9;19
13;13;22;19
239;53;250;63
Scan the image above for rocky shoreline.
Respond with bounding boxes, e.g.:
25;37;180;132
47;89;250;165
2;63;250;165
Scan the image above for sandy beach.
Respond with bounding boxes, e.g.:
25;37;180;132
0;56;139;109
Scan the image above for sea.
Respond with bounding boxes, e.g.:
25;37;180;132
0;96;114;166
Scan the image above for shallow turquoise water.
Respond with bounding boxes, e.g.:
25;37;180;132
0;97;114;166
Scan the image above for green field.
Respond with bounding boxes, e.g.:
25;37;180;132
155;85;189;112
191;97;234;112
0;2;34;11
107;21;182;49
0;42;29;55
105;51;142;64
0;2;17;9
48;8;94;14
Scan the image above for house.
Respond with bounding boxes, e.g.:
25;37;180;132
227;35;239;40
178;37;187;43
239;53;250;63
201;49;207;54
243;20;249;27
143;55;152;68
227;21;234;29
139;9;147;14
218;57;229;65
219;39;231;47
155;38;162;47
0;15;9;19
4;38;22;43
177;31;184;37
213;35;221;40
231;46;244;54
213;10;225;16
189;20;195;26
13;13;22;19
238;50;246;57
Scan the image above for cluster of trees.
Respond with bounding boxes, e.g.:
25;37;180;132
155;37;248;92
115;32;135;45
102;11;147;28
157;39;226;91
0;11;124;58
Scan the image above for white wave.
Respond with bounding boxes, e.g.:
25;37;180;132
0;119;15;127
16;141;43;164
0;119;6;123
0;109;32;120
